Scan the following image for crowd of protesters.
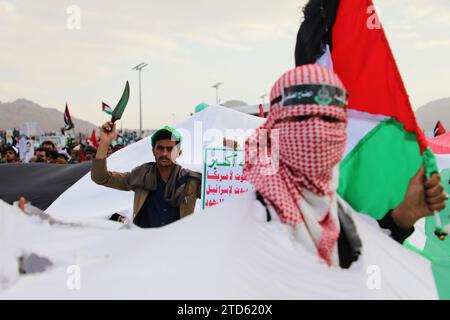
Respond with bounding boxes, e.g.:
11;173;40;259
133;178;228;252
0;129;138;165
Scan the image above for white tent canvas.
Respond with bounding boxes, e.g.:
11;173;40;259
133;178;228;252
47;106;264;220
0;195;437;299
2;106;446;299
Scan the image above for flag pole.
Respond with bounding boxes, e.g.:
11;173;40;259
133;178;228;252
423;148;449;240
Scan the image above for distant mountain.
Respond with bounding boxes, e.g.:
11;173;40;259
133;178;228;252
0;99;98;134
415;97;450;131
222;100;249;107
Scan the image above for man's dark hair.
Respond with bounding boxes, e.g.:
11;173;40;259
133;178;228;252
57;153;69;161
295;0;340;67
48;150;59;160
41;140;56;150
151;129;181;148
5;146;18;156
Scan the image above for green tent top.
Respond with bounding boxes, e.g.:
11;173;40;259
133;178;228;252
195;102;209;113
151;126;183;147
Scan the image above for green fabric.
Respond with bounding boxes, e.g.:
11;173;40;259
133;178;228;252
195;103;209;113
423;147;439;177
422;168;450;299
432;260;450;300
338;119;422;219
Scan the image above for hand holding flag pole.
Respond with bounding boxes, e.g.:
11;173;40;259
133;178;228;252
423;148;449;240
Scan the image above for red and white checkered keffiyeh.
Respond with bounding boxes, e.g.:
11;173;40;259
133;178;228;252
244;65;348;266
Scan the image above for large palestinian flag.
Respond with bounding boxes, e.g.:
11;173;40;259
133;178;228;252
295;0;449;299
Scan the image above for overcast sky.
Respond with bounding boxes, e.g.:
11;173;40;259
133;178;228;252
0;0;449;129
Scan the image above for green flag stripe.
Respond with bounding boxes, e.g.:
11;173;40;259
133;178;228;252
338;118;422;219
338;118;450;299
424;168;450;299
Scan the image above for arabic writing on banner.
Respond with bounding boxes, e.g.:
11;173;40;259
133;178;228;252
202;148;254;209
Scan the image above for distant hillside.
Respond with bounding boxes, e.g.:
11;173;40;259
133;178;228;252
415;97;450;131
222;100;249;107
0;99;97;134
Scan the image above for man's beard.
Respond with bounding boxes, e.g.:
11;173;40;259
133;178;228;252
157;156;174;167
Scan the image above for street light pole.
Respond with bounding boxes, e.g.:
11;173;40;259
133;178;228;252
212;82;223;105
132;62;148;138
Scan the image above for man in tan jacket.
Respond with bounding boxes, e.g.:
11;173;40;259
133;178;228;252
91;121;201;228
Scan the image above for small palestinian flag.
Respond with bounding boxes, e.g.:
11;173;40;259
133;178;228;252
63;102;74;131
102;102;113;116
434;121;446;137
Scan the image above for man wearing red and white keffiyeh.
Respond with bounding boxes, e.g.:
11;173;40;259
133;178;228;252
244;64;447;268
244;64;348;266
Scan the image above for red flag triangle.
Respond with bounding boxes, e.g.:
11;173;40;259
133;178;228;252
434;121;446;137
331;0;427;152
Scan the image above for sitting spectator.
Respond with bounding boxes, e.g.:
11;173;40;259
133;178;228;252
69;149;81;164
84;145;97;160
47;150;60;164
56;152;69;164
3;146;20;164
30;148;49;163
41;140;56;152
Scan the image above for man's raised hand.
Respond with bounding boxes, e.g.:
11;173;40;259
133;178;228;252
100;121;117;145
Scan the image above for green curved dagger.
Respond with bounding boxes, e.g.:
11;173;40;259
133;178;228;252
111;81;130;123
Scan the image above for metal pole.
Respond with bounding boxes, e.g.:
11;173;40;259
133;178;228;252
139;69;142;138
216;87;219;105
212;82;222;105
133;62;148;138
